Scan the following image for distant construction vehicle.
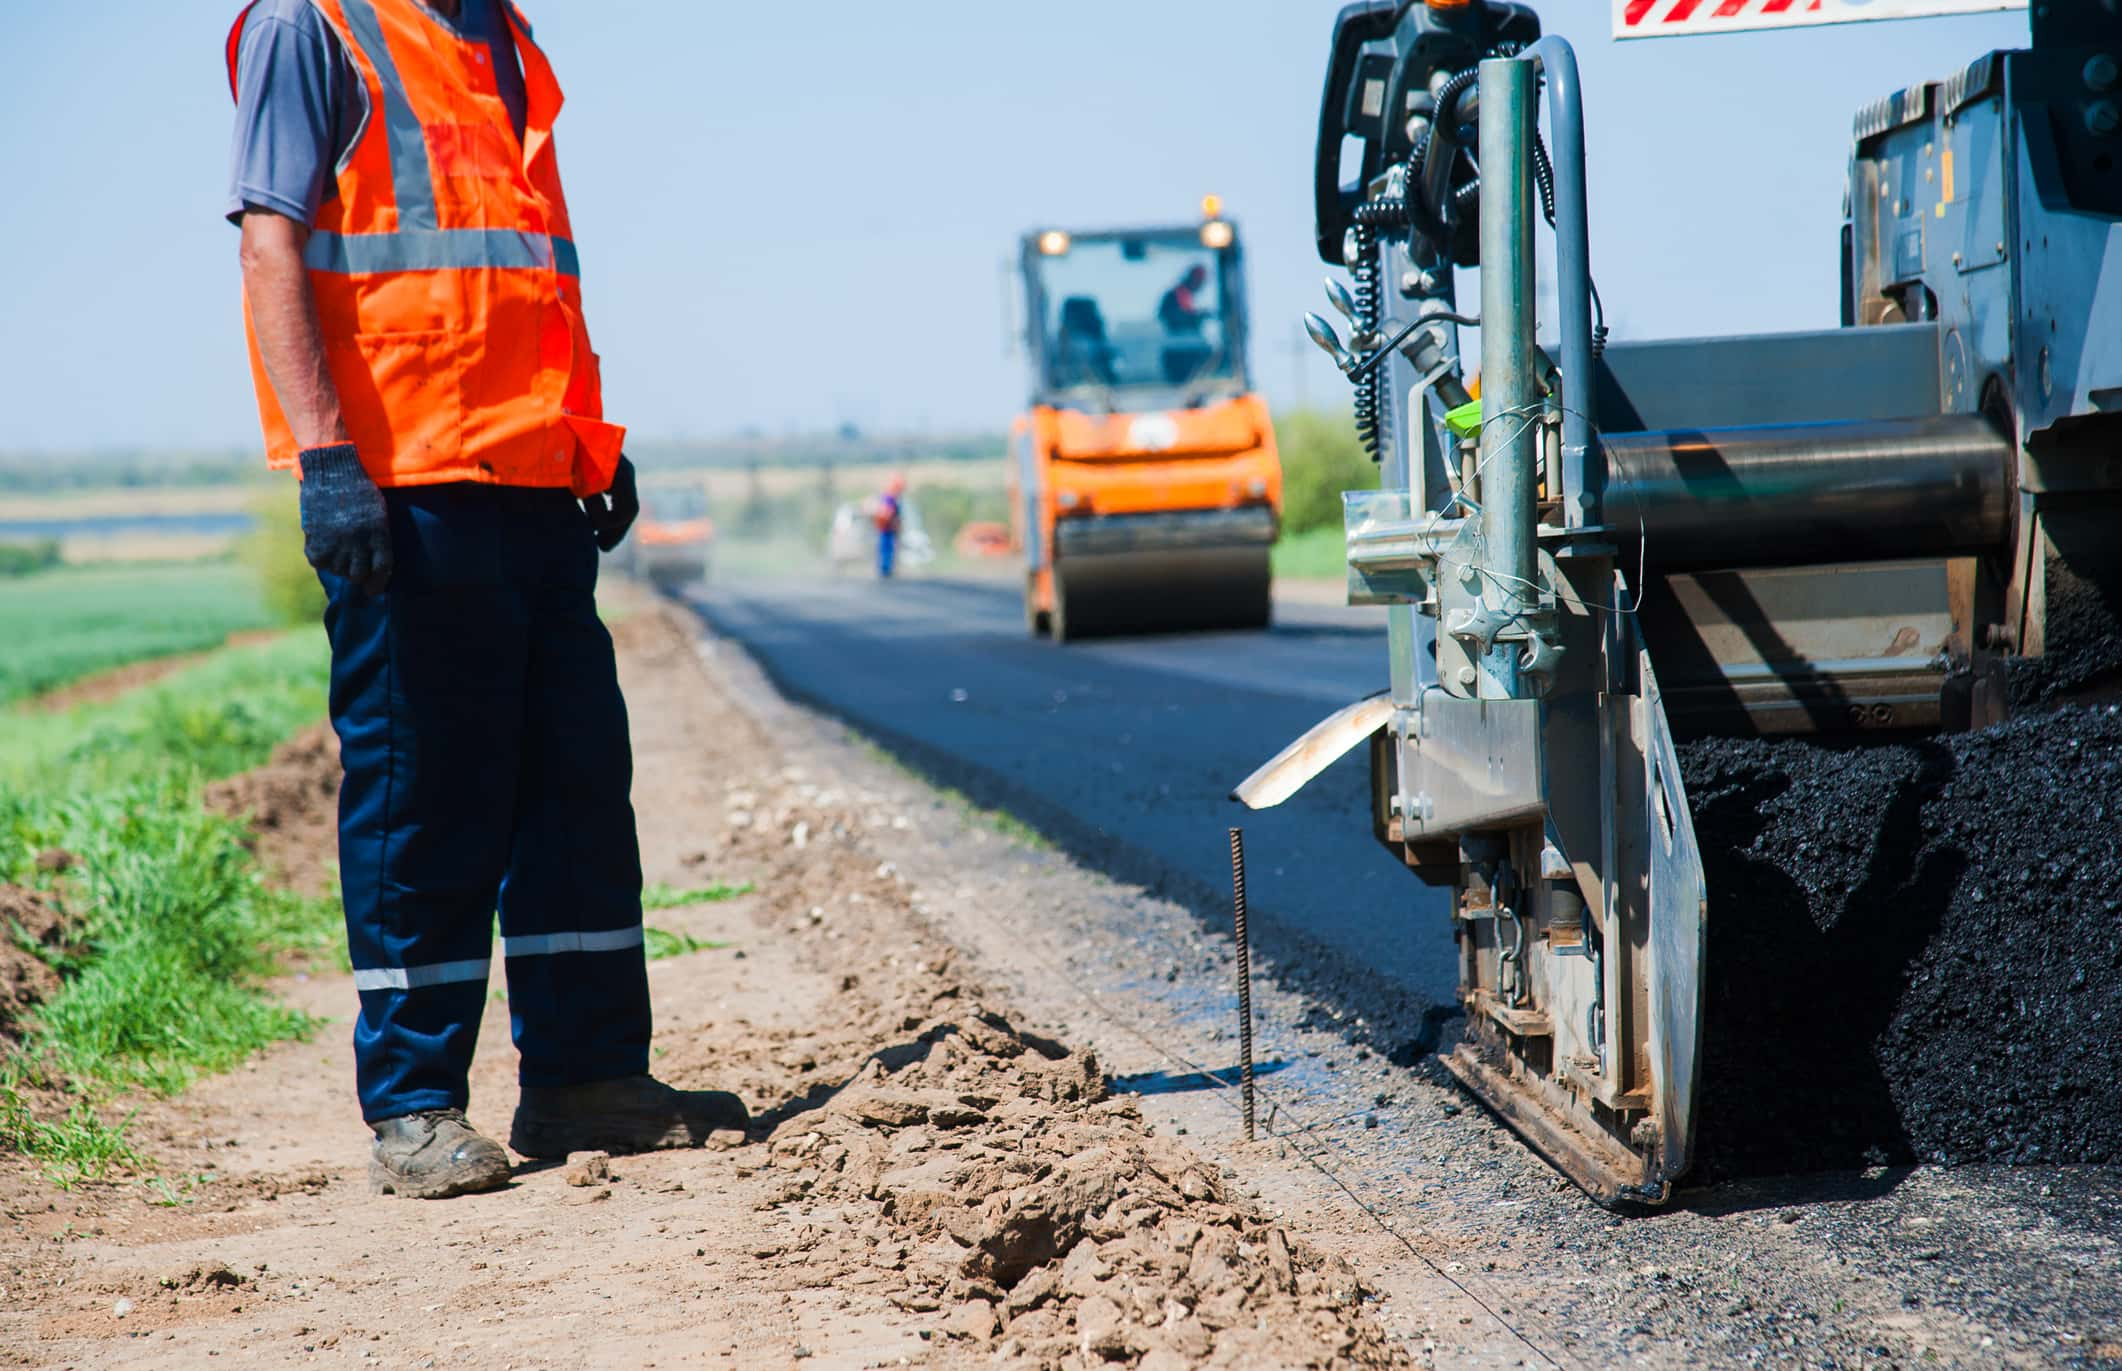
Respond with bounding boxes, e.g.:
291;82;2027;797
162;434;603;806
1240;0;2120;1204
619;482;714;590
1010;202;1283;641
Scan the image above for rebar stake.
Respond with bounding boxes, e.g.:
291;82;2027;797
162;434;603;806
1229;826;1257;1141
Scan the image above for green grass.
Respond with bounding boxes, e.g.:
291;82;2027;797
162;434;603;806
641;881;751;912
643;927;730;961
1272;525;1349;582
640;884;747;961
0;562;276;706
638;884;747;962
0;630;336;1184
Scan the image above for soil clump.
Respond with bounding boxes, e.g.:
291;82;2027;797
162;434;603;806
1681;703;2122;1179
202;722;340;896
0;884;73;1044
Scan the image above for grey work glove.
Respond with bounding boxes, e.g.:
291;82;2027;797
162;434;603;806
297;442;392;595
582;455;640;553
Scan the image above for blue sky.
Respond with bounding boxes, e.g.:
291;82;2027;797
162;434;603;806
0;2;2028;454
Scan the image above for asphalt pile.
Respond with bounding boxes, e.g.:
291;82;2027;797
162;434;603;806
2007;550;2122;707
1679;703;2122;1178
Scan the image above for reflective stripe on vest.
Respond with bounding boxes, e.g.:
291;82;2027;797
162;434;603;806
304;227;580;276
337;0;439;230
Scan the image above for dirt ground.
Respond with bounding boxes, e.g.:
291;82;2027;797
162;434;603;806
7;588;2117;1370
1;597;1412;1370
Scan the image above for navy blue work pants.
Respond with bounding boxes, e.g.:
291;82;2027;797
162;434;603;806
320;484;650;1123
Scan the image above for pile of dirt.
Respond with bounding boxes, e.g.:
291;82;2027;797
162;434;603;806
204;723;341;896
751;990;1404;1367
672;677;1410;1367
0;884;72;1044
1681;702;2122;1178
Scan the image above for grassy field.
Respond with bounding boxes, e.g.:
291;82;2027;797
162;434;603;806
0;562;276;707
1273;525;1348;581
0;630;335;1184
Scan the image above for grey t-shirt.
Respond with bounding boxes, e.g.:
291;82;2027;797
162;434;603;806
225;0;528;227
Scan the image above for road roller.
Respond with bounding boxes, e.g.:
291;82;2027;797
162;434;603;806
1009;203;1283;641
1238;0;2122;1204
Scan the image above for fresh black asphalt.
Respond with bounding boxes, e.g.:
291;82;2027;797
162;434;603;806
686;573;1461;1009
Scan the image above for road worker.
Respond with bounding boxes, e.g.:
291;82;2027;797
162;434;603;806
873;474;906;579
225;0;746;1199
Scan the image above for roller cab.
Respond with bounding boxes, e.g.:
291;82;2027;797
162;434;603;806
1009;212;1282;640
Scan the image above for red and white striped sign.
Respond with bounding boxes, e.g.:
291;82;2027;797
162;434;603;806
1614;0;2024;39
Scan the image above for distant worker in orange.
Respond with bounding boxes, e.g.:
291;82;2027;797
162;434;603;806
224;0;746;1200
874;473;907;579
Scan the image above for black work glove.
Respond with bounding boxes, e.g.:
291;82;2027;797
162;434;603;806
582;455;640;553
297;442;392;595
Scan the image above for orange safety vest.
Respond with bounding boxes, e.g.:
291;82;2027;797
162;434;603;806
226;0;624;495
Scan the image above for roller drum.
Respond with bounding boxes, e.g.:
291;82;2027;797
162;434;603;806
1051;508;1274;639
1602;415;2013;572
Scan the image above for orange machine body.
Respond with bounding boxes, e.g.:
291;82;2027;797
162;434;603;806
227;0;624;497
1011;393;1282;619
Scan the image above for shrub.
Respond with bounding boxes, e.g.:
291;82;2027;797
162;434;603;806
1275;410;1376;536
239;482;325;626
0;539;61;579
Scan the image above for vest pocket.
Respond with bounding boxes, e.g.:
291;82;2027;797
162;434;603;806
326;330;464;481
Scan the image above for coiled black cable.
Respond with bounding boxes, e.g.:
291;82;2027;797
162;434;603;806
1334;38;1619;460
1345;221;1388;462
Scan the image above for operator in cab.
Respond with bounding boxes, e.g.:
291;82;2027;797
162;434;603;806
1157;264;1213;337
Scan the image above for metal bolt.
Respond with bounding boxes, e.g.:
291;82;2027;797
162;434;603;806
2086;54;2120;93
1997;241;2008;257
1456;666;1478;689
2088;100;2122;138
1952;251;1963;267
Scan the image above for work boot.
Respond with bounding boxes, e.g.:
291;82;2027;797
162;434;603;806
508;1074;750;1159
369;1109;512;1199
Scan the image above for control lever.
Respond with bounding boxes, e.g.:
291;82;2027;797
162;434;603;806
1304;312;1356;373
1324;277;1358;324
